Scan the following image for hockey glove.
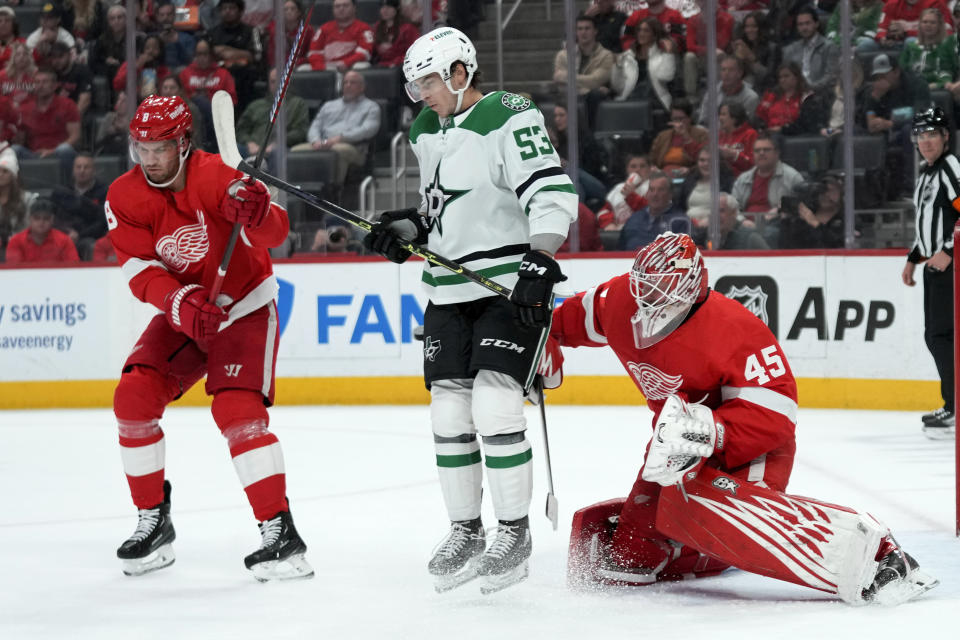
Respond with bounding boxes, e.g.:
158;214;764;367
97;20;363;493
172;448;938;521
642;395;725;487
164;284;228;342
222;175;271;229
363;208;429;264
511;251;566;328
537;336;564;390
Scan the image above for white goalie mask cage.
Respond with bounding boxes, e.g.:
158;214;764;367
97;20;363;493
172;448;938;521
402;27;477;112
629;232;707;349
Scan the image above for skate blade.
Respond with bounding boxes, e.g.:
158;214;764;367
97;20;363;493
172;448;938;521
433;560;481;593
479;561;529;595
121;544;175;577
922;425;955;440
874;569;940;606
250;552;315;583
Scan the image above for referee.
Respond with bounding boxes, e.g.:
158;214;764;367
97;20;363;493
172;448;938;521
901;107;960;439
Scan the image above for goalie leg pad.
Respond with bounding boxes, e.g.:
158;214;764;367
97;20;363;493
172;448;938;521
431;379;482;521
656;465;889;602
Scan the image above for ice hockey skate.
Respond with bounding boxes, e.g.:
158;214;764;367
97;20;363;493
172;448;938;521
117;480;176;576
244;510;314;582
862;546;939;606
922;407;955;440
428;518;486;593
475;516;532;594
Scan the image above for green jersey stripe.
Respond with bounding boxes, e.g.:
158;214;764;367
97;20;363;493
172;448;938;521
436;450;483;468
485;448;533;469
523;184;579;216
422;261;521;287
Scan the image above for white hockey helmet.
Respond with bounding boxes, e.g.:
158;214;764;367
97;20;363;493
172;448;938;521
629;232;708;349
402;26;477;110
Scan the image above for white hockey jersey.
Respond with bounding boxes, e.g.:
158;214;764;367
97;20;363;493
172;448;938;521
409;91;578;304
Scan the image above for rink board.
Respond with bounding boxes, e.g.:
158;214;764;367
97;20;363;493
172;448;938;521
0;252;940;409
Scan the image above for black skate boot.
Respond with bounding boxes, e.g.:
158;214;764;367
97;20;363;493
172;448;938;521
475;516;532;594
862;547;939;605
117;480;176;576
244;509;314;582
428;517;486;593
922;407;955;440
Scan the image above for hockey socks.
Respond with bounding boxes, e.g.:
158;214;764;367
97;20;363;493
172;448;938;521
482;432;533;522
433;433;483;521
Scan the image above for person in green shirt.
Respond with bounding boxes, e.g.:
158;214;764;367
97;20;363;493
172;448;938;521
826;0;885;52
235;68;310;159
899;8;959;90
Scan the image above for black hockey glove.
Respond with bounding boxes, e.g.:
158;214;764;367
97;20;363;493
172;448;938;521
510;251;566;328
362;208;429;264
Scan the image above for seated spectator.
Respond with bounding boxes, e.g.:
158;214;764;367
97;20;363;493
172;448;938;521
617;170;690;250
732;131;804;217
92;234;116;261
207;0;262;109
623;16;676;112
755;62;810;132
553;15;615;98
236;68;309;159
5;198;79;264
159;74;206;149
372;0;418;68
0;42;38;107
293;70;380;187
826;0;885;52
548;104;609;207
621;0;686;53
49;41;92;116
699;55;759;123
899;8;958;90
95;90;132;155
597;153;652;230
51;152;108;257
0;94;18;143
0;145;39;261
729;11;780;93
781;6;838;93
0;7;26;69
714;191;769;250
584;0;627;53
680;148;734;229
785;59;865;136
558;202;603;252
153;0;197;73
180;38;237;144
683;0;734;98
25;3;77;65
89;5;130;85
113;35;170;100
649;98;707;176
265;0;314;70
307;0;374;72
718;101;758;175
13;68;80;177
864;53;931;196
773;174;846;248
70;0;108;54
876;0;953;47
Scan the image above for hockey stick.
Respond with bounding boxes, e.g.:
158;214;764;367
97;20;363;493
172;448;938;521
538;381;559;531
211;91;515;300
208;4;314;301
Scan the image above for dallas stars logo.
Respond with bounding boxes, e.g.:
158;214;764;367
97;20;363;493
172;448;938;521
423;162;469;235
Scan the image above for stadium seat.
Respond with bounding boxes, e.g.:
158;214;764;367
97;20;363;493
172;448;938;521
358;67;402;104
18;158;62;191
91;76;112;113
356;0;381;24
594;100;651;133
93;155;127;186
930;89;954;127
309;3;334;26
780;135;830;177
831;135;887;171
16;6;43;35
290;70;338;111
286;150;337;197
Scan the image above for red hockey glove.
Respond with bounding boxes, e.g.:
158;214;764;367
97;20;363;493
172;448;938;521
164;284;228;342
642;395;725;486
537;336;564;389
222;175;271;229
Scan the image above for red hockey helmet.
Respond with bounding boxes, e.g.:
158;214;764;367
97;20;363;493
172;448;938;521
129;95;192;142
629;232;707;348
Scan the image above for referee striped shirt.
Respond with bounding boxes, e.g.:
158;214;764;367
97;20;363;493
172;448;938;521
908;152;960;262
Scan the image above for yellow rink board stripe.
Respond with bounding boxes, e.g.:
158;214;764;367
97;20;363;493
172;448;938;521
0;377;941;411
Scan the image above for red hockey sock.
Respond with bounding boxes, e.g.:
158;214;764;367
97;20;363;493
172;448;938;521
610;475;671;569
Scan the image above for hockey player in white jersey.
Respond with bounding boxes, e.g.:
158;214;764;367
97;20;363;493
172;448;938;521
364;27;578;593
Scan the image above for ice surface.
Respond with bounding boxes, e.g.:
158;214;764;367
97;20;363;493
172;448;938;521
1;405;957;639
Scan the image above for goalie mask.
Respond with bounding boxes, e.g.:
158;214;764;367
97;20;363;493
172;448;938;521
402;26;477;114
129;95;193;189
629;232;708;349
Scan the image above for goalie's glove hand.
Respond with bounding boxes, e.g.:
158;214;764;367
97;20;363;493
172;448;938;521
511;251;566;328
641;395;725;487
537;336;564;390
164;284;228;342
363;208;429;264
222;175;271;229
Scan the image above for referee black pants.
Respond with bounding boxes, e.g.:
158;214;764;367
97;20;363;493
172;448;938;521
923;265;955;411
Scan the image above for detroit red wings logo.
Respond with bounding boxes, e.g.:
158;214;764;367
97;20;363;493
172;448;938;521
626;361;682;399
155;209;209;272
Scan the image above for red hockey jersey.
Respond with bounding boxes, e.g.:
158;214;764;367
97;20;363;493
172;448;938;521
105;150;289;321
307;19;374;70
551;278;798;470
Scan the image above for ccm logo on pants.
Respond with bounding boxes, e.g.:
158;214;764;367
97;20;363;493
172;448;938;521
480;338;526;354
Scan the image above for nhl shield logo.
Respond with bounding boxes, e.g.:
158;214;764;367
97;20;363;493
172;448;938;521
715;276;779;337
726;285;769;324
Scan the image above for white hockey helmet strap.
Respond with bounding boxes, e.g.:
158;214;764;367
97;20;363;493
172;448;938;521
403;27;477;112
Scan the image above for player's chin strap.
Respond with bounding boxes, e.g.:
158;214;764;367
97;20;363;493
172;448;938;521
447;69;475;115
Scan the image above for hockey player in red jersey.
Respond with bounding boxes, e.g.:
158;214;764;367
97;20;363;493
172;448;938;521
106;95;312;582
548;232;937;605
